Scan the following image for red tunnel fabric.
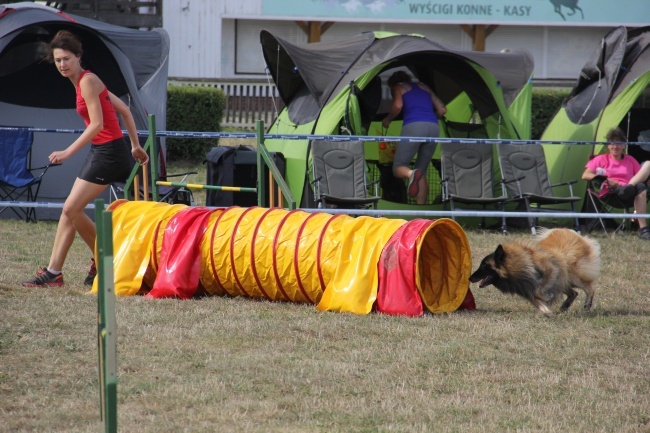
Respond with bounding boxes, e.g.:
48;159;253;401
376;219;430;316
146;207;215;299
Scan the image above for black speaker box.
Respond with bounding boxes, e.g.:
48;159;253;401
232;150;286;207
204;146;285;207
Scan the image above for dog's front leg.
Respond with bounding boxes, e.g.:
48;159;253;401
532;267;560;314
560;288;578;312
530;298;553;315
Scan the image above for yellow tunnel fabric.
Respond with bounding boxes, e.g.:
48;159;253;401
202;207;345;303
316;216;405;314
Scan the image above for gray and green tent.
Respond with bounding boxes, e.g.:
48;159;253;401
541;26;650;207
260;30;534;209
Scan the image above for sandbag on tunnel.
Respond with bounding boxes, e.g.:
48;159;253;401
92;200;475;315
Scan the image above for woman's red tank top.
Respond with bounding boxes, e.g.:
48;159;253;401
76;70;124;144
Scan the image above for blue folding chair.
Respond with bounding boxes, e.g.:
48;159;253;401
0;128;58;222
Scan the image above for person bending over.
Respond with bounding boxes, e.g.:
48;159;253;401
22;30;149;287
582;127;650;240
382;71;446;205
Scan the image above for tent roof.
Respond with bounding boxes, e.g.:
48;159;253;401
261;30;377;108
564;26;650;124
0;2;168;109
261;30;533;124
456;49;534;106
613;26;650;97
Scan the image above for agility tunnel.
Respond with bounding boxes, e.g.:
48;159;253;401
92;200;475;316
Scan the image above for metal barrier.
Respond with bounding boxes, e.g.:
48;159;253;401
2;123;650;223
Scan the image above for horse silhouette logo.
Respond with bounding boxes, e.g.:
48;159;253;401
549;0;583;21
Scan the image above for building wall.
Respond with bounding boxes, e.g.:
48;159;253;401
163;0;610;82
163;0;224;79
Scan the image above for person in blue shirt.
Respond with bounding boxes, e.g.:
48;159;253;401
382;71;446;204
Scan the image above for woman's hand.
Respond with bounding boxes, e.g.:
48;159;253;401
132;146;149;165
381;118;391;129
49;149;71;164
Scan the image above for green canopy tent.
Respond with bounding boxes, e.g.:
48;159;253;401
261;30;534;210
541;26;650;210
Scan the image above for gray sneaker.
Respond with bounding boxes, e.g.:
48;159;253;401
639;226;650;240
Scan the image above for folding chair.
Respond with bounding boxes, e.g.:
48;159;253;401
585;175;636;234
497;143;581;235
0;127;59;222
310;139;380;209
440;141;508;233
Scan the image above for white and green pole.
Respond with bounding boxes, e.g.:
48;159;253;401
95;199;117;433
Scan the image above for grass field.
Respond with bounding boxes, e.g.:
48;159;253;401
1;164;650;432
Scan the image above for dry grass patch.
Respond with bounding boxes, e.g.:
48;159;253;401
1;218;649;432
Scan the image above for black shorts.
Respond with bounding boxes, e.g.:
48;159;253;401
609;182;647;202
78;138;132;185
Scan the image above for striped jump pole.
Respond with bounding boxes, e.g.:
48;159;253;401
95;199;117;433
155;181;257;193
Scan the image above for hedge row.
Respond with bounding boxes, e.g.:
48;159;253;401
531;88;571;141
165;85;226;161
164;85;571;161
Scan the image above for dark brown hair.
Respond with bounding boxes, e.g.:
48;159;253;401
45;30;83;62
606;127;627;143
387;71;411;88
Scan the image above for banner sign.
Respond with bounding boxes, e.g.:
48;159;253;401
262;0;649;26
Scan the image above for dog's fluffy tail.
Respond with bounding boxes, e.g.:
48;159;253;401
579;235;601;282
537;228;601;282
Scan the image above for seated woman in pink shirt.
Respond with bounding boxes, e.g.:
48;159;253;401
582;127;650;240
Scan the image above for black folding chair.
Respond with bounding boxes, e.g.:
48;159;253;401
440;141;508;233
310;139;380;210
497;142;581;235
585;175;637;234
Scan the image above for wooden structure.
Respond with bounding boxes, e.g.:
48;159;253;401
460;24;499;51
44;1;162;29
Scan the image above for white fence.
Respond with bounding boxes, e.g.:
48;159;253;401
168;78;571;129
170;80;283;128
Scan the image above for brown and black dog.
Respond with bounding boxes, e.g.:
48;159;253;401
470;229;600;314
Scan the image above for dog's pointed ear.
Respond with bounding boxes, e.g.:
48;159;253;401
494;244;506;266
